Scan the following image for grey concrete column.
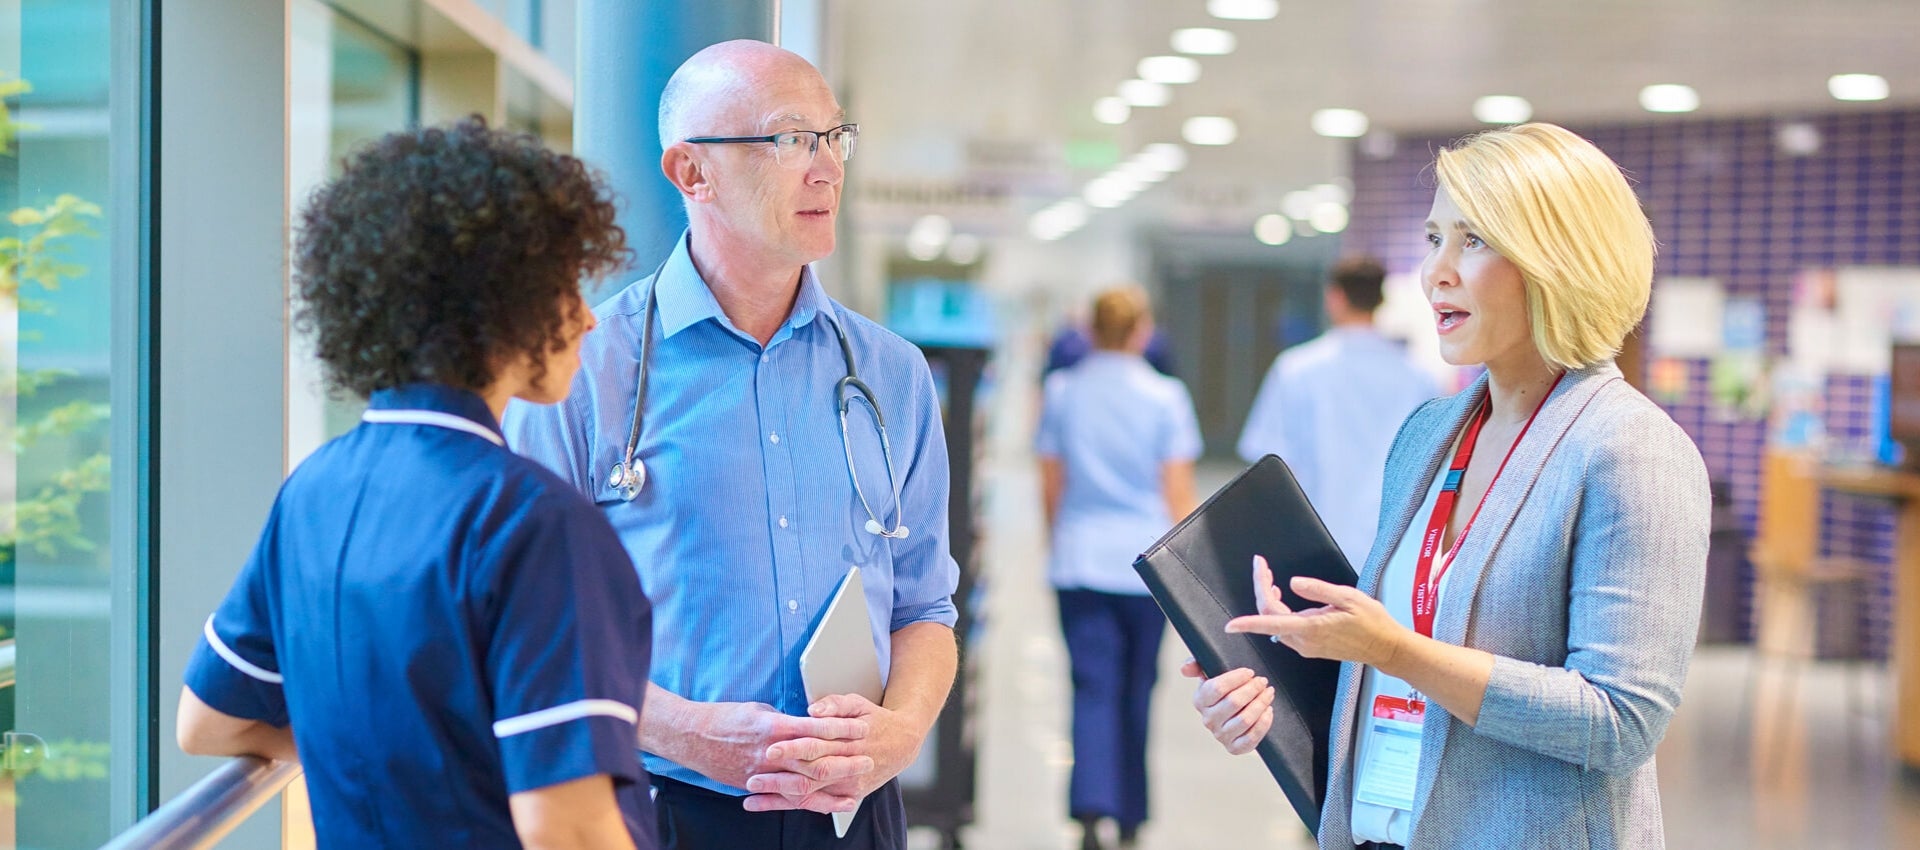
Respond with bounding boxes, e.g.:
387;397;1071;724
574;0;774;295
154;0;287;844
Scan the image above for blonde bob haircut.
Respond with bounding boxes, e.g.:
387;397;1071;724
1090;286;1153;350
1434;123;1655;370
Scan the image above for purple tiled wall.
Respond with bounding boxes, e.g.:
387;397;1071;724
1347;108;1920;655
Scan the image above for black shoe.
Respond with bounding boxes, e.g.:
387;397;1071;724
1078;816;1108;850
1117;823;1140;849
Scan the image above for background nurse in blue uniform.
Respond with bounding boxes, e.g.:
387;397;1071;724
1036;286;1202;850
175;117;658;850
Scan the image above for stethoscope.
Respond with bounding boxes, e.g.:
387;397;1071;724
606;265;910;540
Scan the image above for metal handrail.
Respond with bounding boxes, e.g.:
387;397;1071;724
99;756;302;850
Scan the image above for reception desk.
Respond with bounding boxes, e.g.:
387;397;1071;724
1818;464;1920;773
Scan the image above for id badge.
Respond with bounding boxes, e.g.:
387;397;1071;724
1352;695;1425;812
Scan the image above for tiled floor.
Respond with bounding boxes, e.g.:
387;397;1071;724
912;457;1920;849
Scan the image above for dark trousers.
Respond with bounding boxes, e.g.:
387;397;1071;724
652;775;906;850
1056;588;1167;830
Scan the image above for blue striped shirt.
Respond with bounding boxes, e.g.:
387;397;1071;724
504;233;960;795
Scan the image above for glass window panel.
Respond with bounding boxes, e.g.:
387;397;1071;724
289;0;416;464
0;0;134;845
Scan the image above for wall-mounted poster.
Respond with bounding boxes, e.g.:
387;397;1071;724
1770;359;1826;450
1650;277;1725;358
1834;266;1920;374
1710;297;1769;421
1650;357;1690;405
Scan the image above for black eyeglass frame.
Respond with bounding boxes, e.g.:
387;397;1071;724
683;123;859;165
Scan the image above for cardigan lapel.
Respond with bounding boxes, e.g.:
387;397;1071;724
1429;362;1621;646
1402;362;1622;839
1318;379;1482;844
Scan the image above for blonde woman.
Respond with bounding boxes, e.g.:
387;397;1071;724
1038;287;1201;850
1185;123;1708;849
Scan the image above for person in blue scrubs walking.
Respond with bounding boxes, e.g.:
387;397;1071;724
176;116;657;850
1036;287;1202;850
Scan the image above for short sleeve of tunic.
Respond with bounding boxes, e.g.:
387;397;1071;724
481;491;653;794
1162;380;1204;463
183;507;290;727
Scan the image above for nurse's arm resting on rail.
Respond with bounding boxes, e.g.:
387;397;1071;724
178;688;638;850
176;687;298;763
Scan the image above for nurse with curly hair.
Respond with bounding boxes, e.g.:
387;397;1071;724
175;116;657;850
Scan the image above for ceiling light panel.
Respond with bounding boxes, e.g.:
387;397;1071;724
1182;116;1238;146
1639;84;1699;113
1473;95;1532;124
1119;79;1172;107
1829;73;1889;102
1208;0;1279;21
1171;28;1236;56
1138;55;1202;85
1255;214;1292;246
1309;201;1349;234
1138;143;1189;174
1311;108;1369;138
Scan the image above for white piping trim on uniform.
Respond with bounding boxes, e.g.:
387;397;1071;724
203;616;285;684
361;409;505;446
492;699;639;738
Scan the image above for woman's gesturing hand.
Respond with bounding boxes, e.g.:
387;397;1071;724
1225;555;1408;670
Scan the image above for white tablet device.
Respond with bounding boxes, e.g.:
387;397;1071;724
798;566;885;838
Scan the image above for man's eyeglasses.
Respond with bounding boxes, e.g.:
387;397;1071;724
684;123;858;170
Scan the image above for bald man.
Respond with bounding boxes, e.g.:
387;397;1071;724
504;40;958;850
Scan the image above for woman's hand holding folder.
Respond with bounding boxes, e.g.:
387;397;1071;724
1184;554;1411;757
1178;662;1276;755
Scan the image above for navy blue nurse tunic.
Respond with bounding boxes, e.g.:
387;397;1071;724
183;384;656;848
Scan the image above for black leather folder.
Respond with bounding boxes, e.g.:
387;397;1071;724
1132;454;1358;836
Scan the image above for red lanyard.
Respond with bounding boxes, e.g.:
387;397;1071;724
1411;375;1562;638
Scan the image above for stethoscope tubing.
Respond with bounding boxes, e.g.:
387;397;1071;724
608;262;908;539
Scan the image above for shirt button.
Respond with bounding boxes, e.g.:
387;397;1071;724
787;599;799;612
761;354;769;363
768;431;780;444
779;516;790;528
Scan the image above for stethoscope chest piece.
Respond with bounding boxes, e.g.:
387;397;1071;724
608;459;645;502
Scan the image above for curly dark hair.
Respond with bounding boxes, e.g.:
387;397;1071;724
293;115;630;398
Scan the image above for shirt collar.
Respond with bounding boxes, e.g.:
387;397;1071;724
654;230;830;343
1084;349;1143;366
366;383;502;437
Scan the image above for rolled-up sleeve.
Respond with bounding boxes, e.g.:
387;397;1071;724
503;370;598;496
1471;415;1710;774
483;495;651;794
888;357;960;631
